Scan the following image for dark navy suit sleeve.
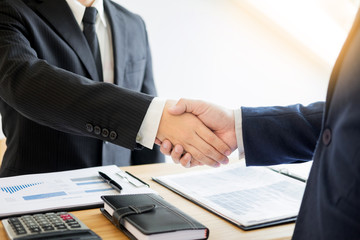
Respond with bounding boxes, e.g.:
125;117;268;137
242;102;324;166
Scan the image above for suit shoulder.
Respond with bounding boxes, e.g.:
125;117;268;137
108;0;145;25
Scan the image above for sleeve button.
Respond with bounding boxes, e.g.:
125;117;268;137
109;131;117;140
86;123;94;133
102;128;109;138
94;126;101;135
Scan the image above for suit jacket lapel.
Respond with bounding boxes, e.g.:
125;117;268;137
35;0;100;81
104;0;126;85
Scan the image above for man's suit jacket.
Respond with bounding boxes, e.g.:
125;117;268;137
0;0;164;177
241;10;360;239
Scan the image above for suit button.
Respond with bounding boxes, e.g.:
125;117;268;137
322;128;332;146
86;123;94;133
109;131;117;140
102;128;109;138
94;126;101;135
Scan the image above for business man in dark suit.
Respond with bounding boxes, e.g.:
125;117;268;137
160;9;360;239
0;0;231;177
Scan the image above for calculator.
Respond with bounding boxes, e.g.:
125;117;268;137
1;212;101;240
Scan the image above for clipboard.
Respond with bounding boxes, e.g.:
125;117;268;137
152;162;307;230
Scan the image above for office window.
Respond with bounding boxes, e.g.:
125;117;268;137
235;0;360;67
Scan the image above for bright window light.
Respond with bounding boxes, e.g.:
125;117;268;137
234;0;360;67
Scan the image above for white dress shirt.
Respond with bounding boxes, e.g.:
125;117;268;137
234;109;245;158
66;0;164;149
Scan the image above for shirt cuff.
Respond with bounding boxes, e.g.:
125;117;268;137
234;108;245;159
136;97;166;149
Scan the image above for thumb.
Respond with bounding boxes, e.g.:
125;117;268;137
168;99;193;115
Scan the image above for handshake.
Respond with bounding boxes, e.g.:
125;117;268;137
155;99;238;168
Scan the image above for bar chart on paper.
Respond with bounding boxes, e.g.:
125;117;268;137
1;182;44;194
0;165;122;218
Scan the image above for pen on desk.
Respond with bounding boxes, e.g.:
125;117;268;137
98;171;122;193
125;171;150;187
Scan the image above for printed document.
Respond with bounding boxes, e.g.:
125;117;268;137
153;162;306;229
0;165;156;218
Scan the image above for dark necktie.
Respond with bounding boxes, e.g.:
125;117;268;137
82;7;103;81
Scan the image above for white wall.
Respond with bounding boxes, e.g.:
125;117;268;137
117;0;334;110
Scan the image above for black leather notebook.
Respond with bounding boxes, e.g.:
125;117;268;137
100;194;209;240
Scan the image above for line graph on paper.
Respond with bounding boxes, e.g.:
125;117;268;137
1;182;44;194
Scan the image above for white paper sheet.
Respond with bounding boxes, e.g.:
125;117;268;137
153;162;306;228
0;165;156;218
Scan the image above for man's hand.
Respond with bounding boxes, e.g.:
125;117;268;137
156;100;231;168
157;99;237;167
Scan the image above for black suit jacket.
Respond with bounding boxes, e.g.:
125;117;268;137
0;0;164;177
242;10;360;239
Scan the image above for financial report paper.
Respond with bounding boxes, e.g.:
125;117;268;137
0;165;156;218
153;162;306;229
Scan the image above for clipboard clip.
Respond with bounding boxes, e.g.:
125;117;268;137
116;170;149;188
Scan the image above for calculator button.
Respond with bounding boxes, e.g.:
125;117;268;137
14;227;26;234
13;223;24;228
65;219;76;223
29;226;41;233
55;224;67;229
26;223;38;228
53;221;64;225
12;223;23;228
40;223;52;227
9;217;20;222
42;225;55;231
68;223;81;228
16;229;27;235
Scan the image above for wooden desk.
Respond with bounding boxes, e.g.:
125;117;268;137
0;163;295;240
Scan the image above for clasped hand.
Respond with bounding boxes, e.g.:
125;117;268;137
156;99;238;168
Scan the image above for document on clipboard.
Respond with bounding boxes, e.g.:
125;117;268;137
153;162;308;230
0;165;156;218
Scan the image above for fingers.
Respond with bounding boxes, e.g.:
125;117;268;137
179;152;192;167
159;140;187;165
159;140;207;168
177;152;201;168
167;99;188;115
182;124;230;166
171;145;184;164
183;143;223;167
160;139;187;167
168;98;202;116
196;125;231;160
159;141;196;167
154;138;162;146
160;141;192;167
157;102;229;167
159;139;172;155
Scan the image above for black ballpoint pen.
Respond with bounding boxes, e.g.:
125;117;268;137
98;171;122;193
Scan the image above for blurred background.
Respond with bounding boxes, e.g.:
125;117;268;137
115;0;358;107
1;0;359;159
116;0;359;158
